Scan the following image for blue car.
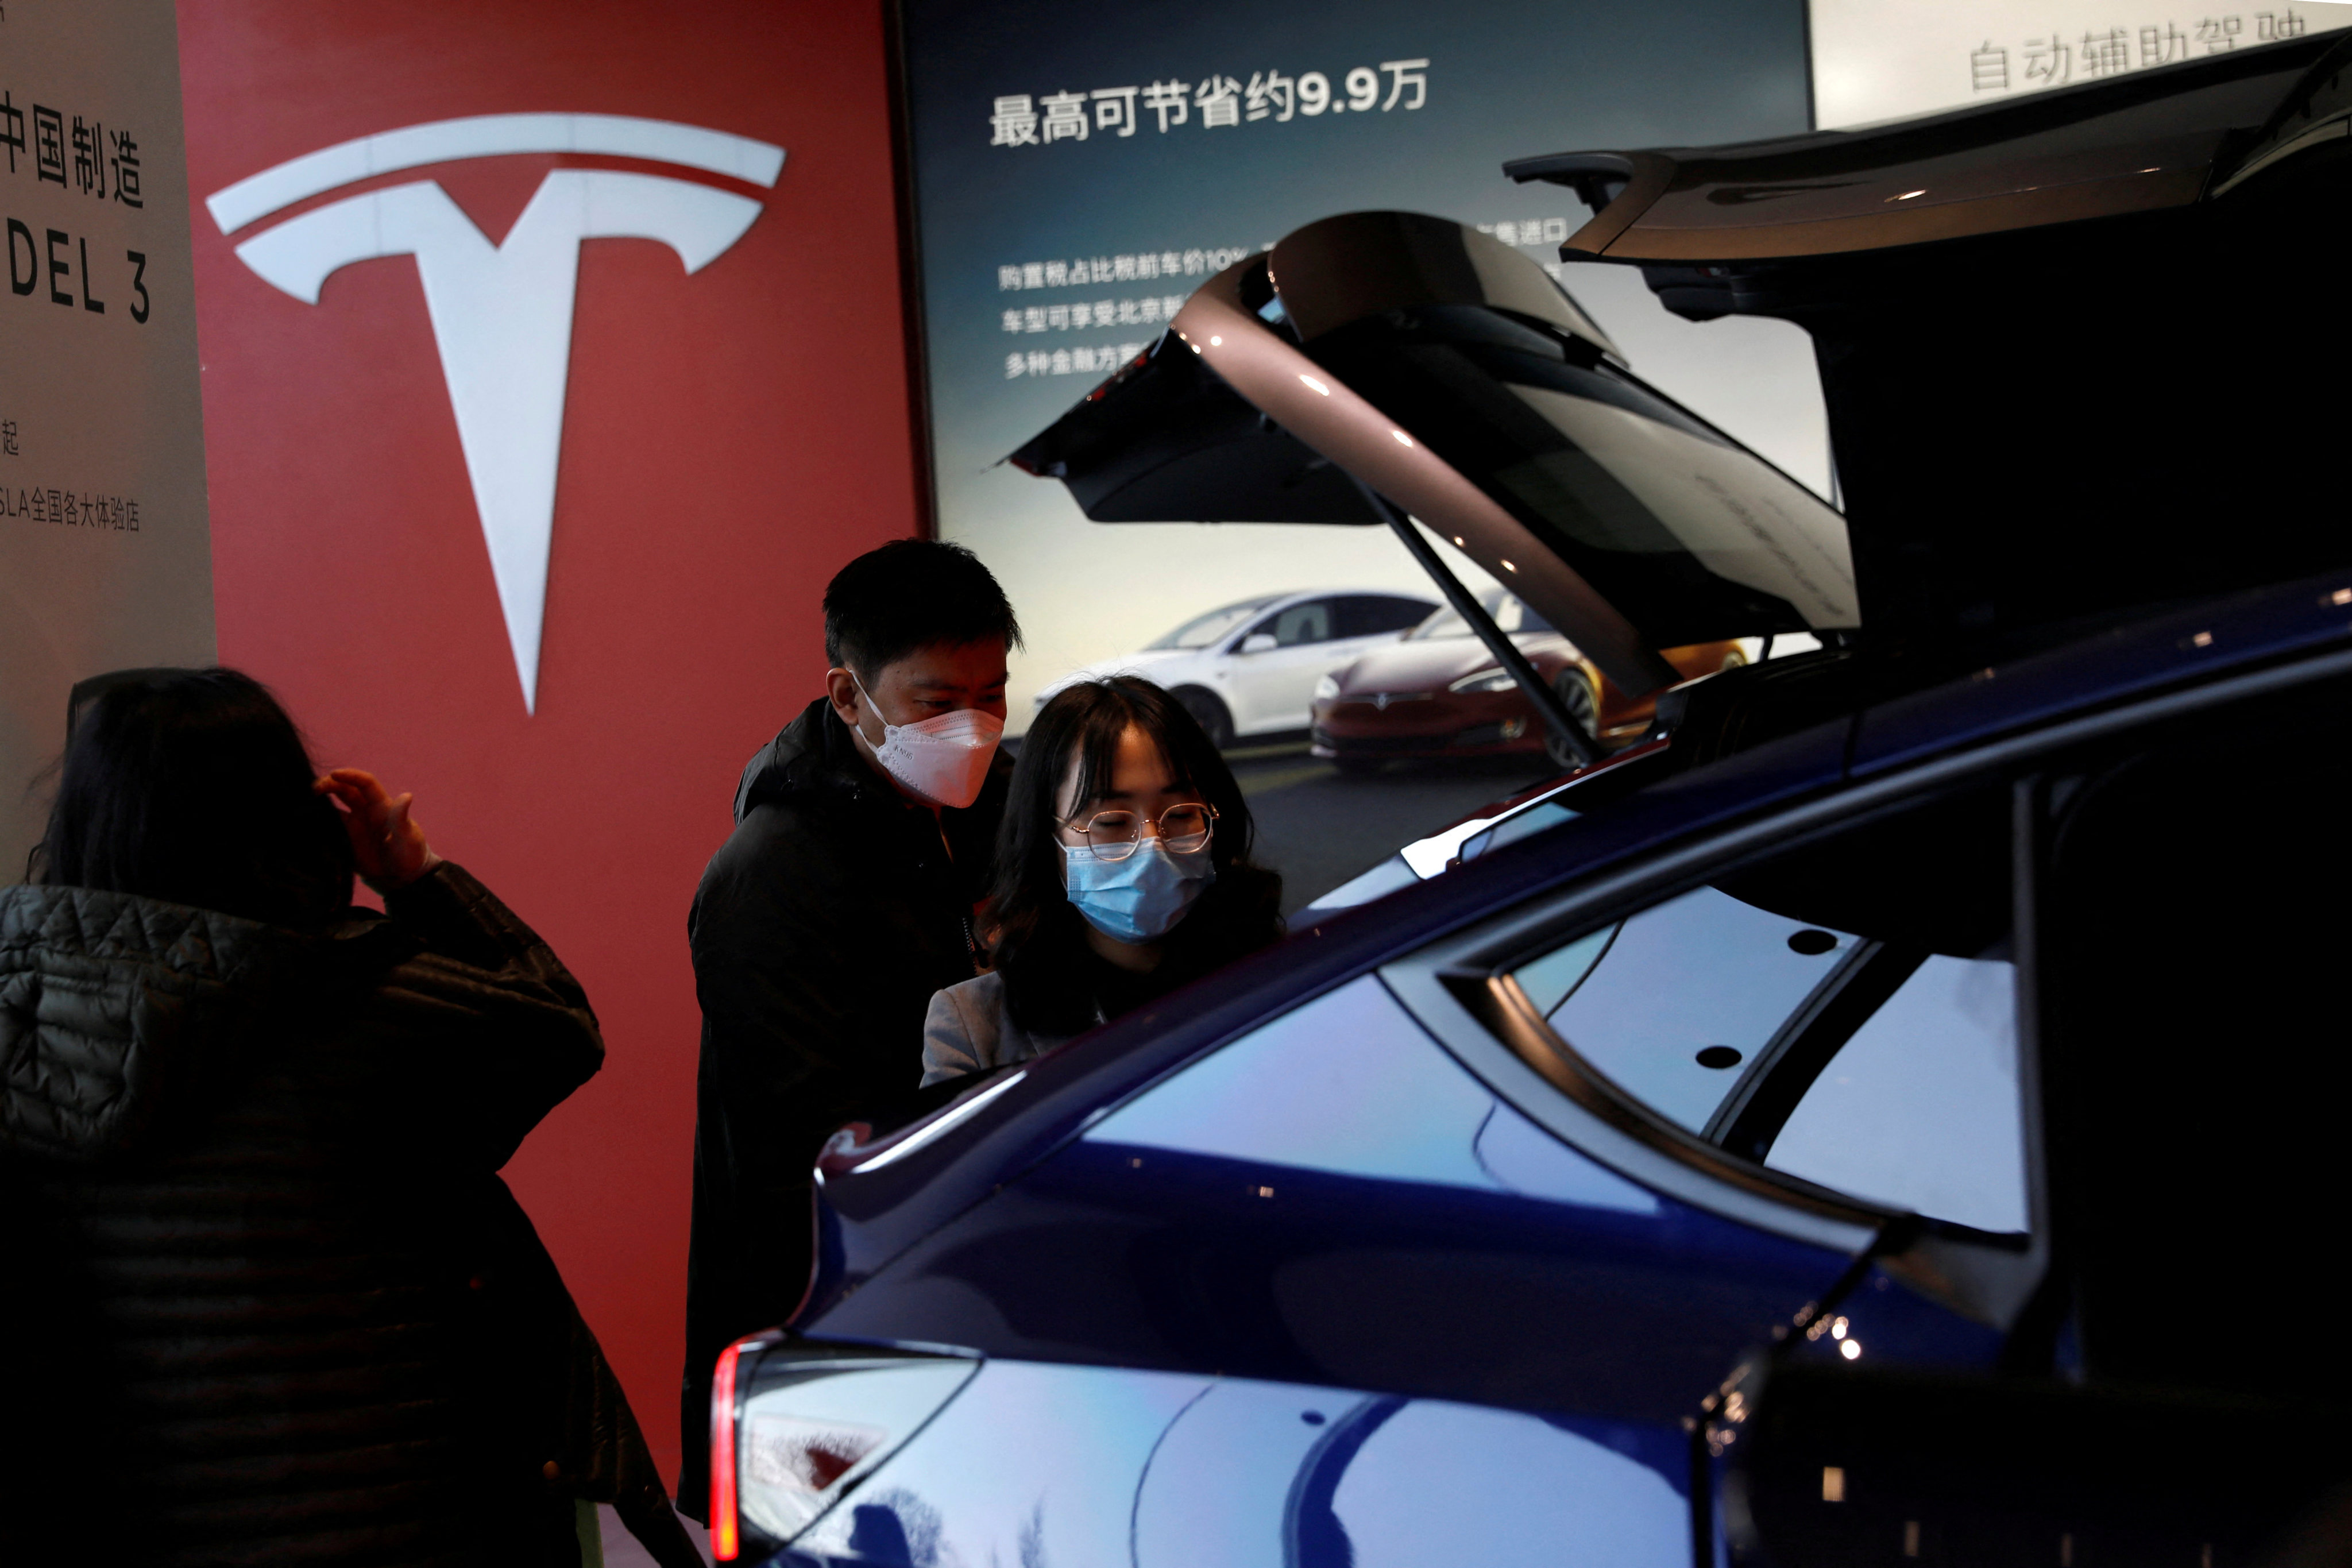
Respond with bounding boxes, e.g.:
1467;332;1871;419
715;32;2352;1567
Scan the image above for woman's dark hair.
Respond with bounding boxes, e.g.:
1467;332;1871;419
989;677;1281;1035
29;667;354;929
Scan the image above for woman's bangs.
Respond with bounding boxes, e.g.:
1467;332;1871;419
1065;688;1189;814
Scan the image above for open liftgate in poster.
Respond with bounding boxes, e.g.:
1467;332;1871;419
0;0;215;879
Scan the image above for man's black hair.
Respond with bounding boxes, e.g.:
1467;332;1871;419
822;539;1021;676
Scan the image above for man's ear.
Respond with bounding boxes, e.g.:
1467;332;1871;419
825;667;865;732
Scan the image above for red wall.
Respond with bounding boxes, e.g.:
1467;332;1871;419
179;1;920;1479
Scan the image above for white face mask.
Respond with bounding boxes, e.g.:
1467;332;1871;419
852;676;1004;809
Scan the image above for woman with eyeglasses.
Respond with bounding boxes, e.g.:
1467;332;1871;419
920;676;1283;1087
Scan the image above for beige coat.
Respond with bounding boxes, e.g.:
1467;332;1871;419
920;970;1087;1087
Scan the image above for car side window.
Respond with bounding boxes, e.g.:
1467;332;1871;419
1527;887;1864;1133
1765;955;2024;1233
1264;599;1335;647
1335;595;1433;638
1499;786;2027;1233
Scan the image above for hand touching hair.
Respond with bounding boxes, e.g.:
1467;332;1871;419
315;769;442;893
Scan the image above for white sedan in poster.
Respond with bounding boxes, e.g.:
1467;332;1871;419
1034;589;1438;746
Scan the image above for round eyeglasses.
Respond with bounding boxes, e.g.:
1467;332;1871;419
1067;802;1219;861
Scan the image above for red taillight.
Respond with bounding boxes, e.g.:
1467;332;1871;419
711;1339;744;1561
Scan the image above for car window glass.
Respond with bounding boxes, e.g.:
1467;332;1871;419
1492;376;1858;631
1499;594;1556;636
1409;604;1469;640
1766;956;2026;1233
1494;787;2022;1231
1269;600;1335;646
1525;886;1863;1132
1298;312;1853;643
1408;590;1552;641
1512;919;1615;1017
1145;595;1283;650
2039;705;2352;1401
1335;595;1435;638
1382;596;1437;633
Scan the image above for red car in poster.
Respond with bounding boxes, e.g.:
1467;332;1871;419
1309;589;1747;772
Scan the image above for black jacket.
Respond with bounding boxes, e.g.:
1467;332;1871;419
679;698;1006;1516
0;864;700;1568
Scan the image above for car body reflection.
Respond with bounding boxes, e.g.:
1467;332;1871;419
783;1360;1685;1568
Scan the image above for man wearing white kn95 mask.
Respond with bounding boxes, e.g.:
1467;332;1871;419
680;539;1019;1521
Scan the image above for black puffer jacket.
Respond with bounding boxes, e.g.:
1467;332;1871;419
0;863;697;1567
679;698;1006;1516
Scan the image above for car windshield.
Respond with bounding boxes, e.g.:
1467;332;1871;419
1408;590;1556;640
1144;595;1287;650
1488;378;1857;634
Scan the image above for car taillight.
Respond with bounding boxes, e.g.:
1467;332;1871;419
717;1339;980;1557
710;1337;751;1560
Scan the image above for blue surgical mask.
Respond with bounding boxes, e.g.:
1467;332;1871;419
1063;838;1215;943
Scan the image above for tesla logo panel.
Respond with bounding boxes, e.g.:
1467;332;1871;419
207;114;786;710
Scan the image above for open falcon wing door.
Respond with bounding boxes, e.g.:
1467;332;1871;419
1509;30;2352;651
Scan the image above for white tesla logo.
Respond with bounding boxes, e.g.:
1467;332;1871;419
207;114;786;710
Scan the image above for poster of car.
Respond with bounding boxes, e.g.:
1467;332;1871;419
898;0;1835;725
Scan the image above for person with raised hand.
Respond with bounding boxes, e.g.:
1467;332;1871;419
0;667;699;1568
315;764;442;887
